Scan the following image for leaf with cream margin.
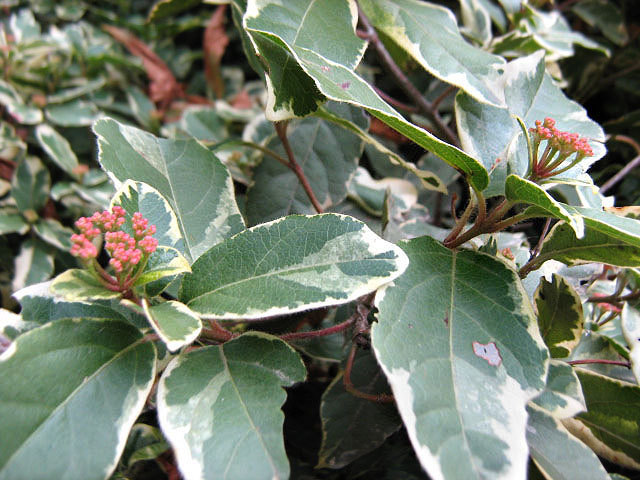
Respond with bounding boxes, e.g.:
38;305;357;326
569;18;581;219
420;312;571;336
347;167;417;217
12;239;54;292
505;175;584;238
0;319;156;480
94;118;245;262
142;299;202;353
181;214;408;319
526;404;610;480
530;359;585;419
314;105;446;192
13;280;128;324
529;205;640;270
373;235;548;480
534;275;583;359
111;180;185;253
35;124;80;179
621;305;640;384
243;0;488;192
456;51;605;196
358;0;505;107
51;269;122;302
157;332;306;480
564;370;640;470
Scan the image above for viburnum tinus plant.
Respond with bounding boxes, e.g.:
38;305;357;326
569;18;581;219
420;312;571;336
1;1;640;480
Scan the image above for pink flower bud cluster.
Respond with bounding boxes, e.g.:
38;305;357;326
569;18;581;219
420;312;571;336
70;207;158;282
528;117;594;182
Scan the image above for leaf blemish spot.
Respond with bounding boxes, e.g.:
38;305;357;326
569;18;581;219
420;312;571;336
340;82;350;89
321;65;330;72
472;341;502;367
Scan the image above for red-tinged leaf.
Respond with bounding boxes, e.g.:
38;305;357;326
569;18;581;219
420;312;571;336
203;5;229;99
103;25;183;110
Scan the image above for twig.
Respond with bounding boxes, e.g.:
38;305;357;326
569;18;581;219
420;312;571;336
529;217;553;260
357;6;459;146
279;315;356;341
343;343;394;403
600;134;640;194
372;86;419;113
567;359;631;368
274;121;324;213
431;85;456;111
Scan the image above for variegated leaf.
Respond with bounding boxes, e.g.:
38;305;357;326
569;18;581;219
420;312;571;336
180;214;408;319
157;332;306;480
94;118;245;262
142;300;202;352
534;274;583;359
0;319;156;480
530;359;586;419
373;235;548;480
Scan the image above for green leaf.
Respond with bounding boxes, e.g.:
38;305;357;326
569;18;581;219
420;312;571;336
246;103;366;224
12;238;54;292
0;308;37;341
0;81;42;125
621;305;640;384
564;370;640;470
505;175;584;238
11;156;50;214
9;8;40;42
35;124;80;178
243;0;489;191
358;0;505;106
46;78;107;105
142;300;202;352
373;236;548;479
0;211;28;235
111;180;184;253
530;359;586;419
33;218;73;251
315;104;446;192
519;6;609;58
181;214;409;319
94;118;245;262
45;100;100;127
534;275;583;358
526;404;609;480
157;332;306;480
134;246;191;288
148;0;202;21
0;319;156;480
122;424;169;467
533;206;640;269
318;349;400;469
347;167;417;217
51;269;122;301
456;51;605;196
174;106;229;144
13;280;128;324
572;0;628;46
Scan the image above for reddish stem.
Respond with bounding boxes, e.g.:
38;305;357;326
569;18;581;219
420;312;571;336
274;121;324;214
343;343;394;403
279;316;355;341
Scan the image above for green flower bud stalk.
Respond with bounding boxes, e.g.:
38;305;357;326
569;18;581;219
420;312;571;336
526;117;593;183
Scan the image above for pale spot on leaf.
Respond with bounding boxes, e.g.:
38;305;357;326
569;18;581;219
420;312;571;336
472;341;502;366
